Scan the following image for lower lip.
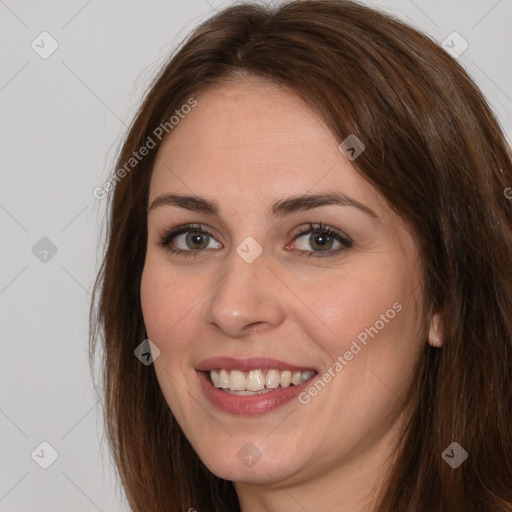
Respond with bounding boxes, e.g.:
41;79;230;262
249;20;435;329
197;371;319;416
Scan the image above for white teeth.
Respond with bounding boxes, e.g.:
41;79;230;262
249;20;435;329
280;370;292;388
210;369;220;387
229;370;245;391
301;370;315;382
223;388;274;395
219;369;230;388
246;370;265;391
208;368;316;392
265;369;280;389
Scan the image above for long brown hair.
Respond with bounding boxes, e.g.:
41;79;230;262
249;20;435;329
89;1;512;510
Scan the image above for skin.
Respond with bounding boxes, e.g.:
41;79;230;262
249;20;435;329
140;75;433;511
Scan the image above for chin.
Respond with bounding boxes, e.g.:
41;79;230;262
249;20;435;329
193;438;307;485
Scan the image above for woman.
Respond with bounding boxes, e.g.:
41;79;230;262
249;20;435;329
89;1;512;510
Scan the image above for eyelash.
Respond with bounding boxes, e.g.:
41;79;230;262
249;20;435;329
157;222;353;259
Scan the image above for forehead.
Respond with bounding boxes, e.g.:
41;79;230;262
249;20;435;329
149;77;385;217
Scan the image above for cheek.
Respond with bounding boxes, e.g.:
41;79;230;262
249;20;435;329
295;264;412;350
140;264;169;339
294;256;423;400
140;259;197;341
140;261;201;418
292;269;422;440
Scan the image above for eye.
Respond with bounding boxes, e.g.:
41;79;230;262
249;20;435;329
157;223;222;258
288;223;353;257
157;222;353;258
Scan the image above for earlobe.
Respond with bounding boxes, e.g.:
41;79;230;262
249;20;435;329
428;312;444;347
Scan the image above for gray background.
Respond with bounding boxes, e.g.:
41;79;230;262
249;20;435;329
0;0;510;510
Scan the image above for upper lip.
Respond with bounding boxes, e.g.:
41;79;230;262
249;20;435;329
196;356;317;372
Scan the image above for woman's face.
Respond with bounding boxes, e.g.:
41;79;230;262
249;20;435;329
140;76;425;491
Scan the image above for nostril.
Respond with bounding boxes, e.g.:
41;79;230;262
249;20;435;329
246;322;266;336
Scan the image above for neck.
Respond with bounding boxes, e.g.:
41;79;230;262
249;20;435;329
234;411;405;512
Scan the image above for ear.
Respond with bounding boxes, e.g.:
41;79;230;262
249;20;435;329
428;312;444;348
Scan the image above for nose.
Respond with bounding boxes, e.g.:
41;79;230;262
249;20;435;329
204;248;286;339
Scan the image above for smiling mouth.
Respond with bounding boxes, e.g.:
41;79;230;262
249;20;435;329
205;368;317;395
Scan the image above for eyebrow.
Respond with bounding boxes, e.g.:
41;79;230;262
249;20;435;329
147;191;378;219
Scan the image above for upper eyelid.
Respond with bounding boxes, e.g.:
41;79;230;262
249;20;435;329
161;223;347;238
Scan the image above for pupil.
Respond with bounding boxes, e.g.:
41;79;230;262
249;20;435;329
312;232;332;250
188;232;208;249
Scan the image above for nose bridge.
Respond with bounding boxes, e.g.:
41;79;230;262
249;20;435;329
204;244;285;337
